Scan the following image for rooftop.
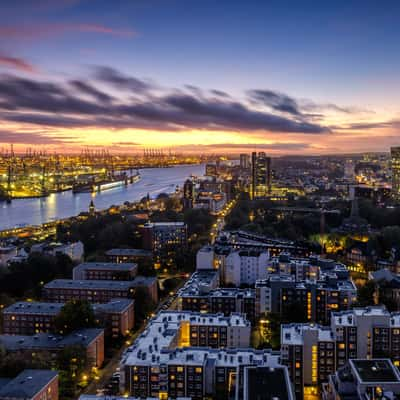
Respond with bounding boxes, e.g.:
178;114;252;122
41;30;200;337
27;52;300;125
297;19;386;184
0;328;103;350
105;248;152;257
3;299;134;316
178;270;219;297
0;370;57;399
245;366;294;400
3;301;64;315
281;323;334;345
74;262;137;272
351;359;400;383
121;311;272;368
44;279;135;290
144;222;186;228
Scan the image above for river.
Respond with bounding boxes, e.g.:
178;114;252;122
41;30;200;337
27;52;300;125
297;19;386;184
0;164;205;230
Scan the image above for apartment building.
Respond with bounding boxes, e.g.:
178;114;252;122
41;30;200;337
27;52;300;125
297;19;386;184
72;262;138;281
256;273;357;324
0;328;104;367
0;370;58;400
281;306;400;399
322;359;400;400
105;248;153;264
141;222;187;266
31;241;84;262
43;279;136;303
281;323;336;398
224;250;269;286
43;276;157;304
120;311;292;400
2;299;134;338
177;271;255;323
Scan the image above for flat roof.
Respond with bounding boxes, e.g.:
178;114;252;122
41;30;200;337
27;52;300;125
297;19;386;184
130;276;157;287
93;299;134;313
0;328;103;350
351;359;400;383
44;279;135;290
105;249;152;257
245;366;293;400
0;370;57;399
145;222;186;227
3;301;64;315
281;323;334;345
3;299;134;316
121;311;271;368
74;262;137;271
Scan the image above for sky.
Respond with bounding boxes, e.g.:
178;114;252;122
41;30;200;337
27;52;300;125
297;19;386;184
0;0;400;155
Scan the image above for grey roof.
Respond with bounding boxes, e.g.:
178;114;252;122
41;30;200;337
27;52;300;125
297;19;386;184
92;299;134;314
74;262;138;272
105;249;152;257
245;366;294;400
0;328;104;351
351;359;400;383
3;302;64;316
44;279;135;291
130;276;157;287
0;370;57;399
3;299;134;316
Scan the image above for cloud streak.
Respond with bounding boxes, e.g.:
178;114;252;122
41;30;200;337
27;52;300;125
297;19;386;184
0;52;37;73
0;23;136;40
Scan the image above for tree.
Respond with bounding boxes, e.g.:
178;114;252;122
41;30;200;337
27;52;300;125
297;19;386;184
353;280;375;307
134;287;156;326
282;301;308;323
57;345;87;398
54;300;96;334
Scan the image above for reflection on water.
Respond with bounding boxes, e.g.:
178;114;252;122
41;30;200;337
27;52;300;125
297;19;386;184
0;164;204;230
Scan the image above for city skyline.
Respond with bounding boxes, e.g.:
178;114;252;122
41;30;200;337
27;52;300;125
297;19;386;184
1;0;400;154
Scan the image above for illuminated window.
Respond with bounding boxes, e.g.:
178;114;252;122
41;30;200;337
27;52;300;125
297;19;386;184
177;367;183;373
338;343;345;349
195;367;202;373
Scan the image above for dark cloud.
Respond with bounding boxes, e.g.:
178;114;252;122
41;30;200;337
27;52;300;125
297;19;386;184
160;93;327;133
332;120;400;130
0;69;331;134
301;101;373;115
93;66;152;93
69;80;114;103
210;89;230;98
0;75;107;114
249;90;372;118
248;89;301;115
177;142;312;151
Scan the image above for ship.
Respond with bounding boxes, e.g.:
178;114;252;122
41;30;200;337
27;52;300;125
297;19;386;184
72;171;140;194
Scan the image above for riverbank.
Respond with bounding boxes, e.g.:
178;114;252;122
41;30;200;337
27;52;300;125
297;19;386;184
0;163;205;231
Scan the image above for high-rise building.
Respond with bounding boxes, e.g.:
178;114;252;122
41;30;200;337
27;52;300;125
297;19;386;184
344;159;355;181
251;151;271;199
239;153;250;169
182;179;195;209
391;146;400;200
